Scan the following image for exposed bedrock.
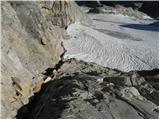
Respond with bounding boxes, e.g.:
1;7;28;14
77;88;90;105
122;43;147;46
1;1;92;118
16;59;159;119
1;1;158;119
76;1;159;19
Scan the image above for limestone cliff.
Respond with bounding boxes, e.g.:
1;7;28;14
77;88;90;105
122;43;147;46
1;1;92;118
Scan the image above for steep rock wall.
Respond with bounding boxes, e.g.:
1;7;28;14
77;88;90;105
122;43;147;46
1;1;92;118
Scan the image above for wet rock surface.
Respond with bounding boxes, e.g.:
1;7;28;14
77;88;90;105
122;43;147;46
16;59;159;119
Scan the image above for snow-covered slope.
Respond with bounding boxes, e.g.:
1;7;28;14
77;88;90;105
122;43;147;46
63;14;159;72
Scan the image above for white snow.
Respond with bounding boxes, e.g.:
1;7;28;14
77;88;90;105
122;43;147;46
63;14;159;72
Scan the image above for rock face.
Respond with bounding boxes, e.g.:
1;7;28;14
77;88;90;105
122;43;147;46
87;5;150;21
41;1;92;28
16;59;159;119
1;1;92;118
77;1;159;19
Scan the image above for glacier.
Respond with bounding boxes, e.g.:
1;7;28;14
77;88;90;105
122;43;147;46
63;14;159;72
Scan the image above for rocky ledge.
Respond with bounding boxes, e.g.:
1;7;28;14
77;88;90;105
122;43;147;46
16;58;159;119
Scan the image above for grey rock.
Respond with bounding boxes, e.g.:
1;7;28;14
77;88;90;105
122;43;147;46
1;1;92;118
16;59;159;119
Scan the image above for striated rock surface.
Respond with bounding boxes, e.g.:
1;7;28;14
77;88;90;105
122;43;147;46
1;1;92;118
16;59;159;119
39;1;92;28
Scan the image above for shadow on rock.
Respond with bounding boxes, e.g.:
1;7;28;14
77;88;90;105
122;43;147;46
16;74;91;119
16;79;71;119
15;59;159;119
